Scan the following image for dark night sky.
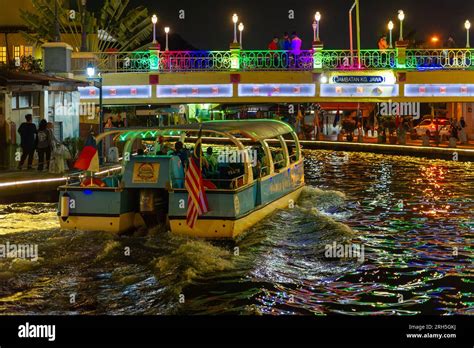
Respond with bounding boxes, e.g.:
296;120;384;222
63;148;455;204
92;0;474;50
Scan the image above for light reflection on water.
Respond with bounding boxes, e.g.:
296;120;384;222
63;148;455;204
0;150;472;315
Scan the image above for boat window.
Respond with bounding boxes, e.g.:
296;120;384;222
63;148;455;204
171;140;250;190
282;132;299;164
265;138;287;173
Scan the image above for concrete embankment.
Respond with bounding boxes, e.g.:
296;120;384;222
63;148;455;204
298;141;474;162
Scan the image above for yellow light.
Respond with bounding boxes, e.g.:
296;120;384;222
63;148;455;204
398;10;405;22
388;20;394;31
151;14;158;24
238;23;244;32
465;20;471;30
232;14;238;24
315;11;321;22
431;36;439;43
164;27;170;34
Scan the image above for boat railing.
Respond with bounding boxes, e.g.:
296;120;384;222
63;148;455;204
172;174;247;190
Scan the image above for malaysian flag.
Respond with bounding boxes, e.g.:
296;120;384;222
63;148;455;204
185;129;210;228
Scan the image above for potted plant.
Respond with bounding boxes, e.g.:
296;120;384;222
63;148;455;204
341;119;356;142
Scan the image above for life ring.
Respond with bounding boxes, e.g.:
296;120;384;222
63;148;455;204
80;177;106;188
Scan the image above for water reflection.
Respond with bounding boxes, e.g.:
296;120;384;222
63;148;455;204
0;151;472;315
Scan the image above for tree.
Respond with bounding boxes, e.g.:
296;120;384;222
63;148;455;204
20;0;152;53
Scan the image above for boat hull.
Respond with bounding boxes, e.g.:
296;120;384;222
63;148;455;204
169;185;304;239
59;212;145;234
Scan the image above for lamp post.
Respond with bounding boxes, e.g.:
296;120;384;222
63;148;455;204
87;64;103;161
238;23;244;47
151;15;158;44
54;0;60;42
388;20;394;48
465;20;471;48
80;0;87;51
315;12;321;42
164;27;170;51
232;14;238;43
398;10;405;41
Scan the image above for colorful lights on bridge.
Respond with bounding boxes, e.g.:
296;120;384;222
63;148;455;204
320;84;399;98
238;84;316;97
79;86;152;99
156;84;233;98
404;84;474;97
76;82;474;100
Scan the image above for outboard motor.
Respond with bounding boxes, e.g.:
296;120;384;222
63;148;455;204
139;189;168;228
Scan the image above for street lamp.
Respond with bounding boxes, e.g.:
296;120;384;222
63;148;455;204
388;20;394;48
80;0;87;52
238;23;244;47
151;15;158;43
315;11;321;41
465;20;471;48
398;10;405;41
164;27;170;51
232;14;238;43
87;63;104;161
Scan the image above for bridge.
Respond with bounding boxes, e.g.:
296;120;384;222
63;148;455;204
73;48;474;105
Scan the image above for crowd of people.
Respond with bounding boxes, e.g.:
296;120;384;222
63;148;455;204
268;32;303;54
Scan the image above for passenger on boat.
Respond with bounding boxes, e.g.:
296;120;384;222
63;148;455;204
253;147;268;178
273;150;285;170
154;136;171;155
171;141;189;168
218;163;244;189
204;147;219;178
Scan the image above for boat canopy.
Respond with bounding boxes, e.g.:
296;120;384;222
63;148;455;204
95;119;295;144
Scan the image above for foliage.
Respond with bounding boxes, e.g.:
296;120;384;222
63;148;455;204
20;0;152;53
18;56;43;73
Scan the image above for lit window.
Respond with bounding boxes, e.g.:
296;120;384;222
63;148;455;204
13;46;34;61
14;46;20;60
13;46;21;66
24;46;33;57
0;47;6;64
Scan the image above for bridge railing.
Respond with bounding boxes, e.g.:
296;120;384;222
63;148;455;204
158;51;232;71
239;50;314;70
405;49;473;69
321;49;397;70
72;48;474;74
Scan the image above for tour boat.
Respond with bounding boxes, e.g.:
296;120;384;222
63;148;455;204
57;120;305;239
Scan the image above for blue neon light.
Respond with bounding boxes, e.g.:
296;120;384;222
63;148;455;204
404;84;474;97
79;85;152;99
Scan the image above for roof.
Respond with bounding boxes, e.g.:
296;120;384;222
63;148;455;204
175;120;295;140
96;119;295;143
0;70;88;88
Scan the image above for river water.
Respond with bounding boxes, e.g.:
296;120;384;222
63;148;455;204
0;150;472;315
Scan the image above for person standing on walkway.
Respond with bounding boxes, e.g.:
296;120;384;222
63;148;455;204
17;114;37;170
290;32;302;54
290;32;302;68
459;117;468;144
268;36;279;50
378;36;389;50
279;32;292;50
36;119;52;171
